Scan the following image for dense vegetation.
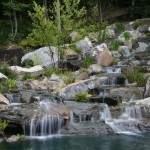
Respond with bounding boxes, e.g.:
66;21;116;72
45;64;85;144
0;0;149;51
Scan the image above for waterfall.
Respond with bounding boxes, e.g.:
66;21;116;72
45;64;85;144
100;104;144;134
24;115;63;136
106;67;121;73
6;93;21;103
24;102;64;136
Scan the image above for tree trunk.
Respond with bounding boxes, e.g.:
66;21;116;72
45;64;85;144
97;0;102;23
43;0;48;19
13;10;17;37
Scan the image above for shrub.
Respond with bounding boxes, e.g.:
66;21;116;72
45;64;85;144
133;21;143;29
125;69;146;86
22;59;34;68
83;56;94;68
22;73;38;81
63;72;75;85
74;92;92;102
0;120;8;137
115;22;125;33
44;67;61;77
124;32;131;41
0;63;16;79
109;40;121;51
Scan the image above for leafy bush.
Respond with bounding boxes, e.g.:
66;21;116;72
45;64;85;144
22;73;38;81
74;92;92;102
44;67;61;77
70;44;82;54
115;22;125;33
125;69;146;86
124;32;131;41
22;59;34;68
83;56;94;68
109;40;121;51
0;120;8;137
0;63;16;79
133;21;143;29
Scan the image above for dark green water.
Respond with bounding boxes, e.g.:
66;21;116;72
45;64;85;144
0;134;149;150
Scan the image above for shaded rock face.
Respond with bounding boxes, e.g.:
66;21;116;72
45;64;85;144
0;102;70;135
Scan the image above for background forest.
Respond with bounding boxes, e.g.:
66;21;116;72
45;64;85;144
0;0;150;51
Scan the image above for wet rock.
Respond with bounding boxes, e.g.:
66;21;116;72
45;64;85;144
61;121;114;135
110;87;143;103
20;91;32;104
144;76;150;98
136;98;150;105
0;94;10;105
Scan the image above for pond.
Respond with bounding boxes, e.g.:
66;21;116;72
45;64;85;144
0;134;149;150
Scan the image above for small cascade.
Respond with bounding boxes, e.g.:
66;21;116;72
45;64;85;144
100;104;144;134
24;102;64;136
69;111;75;124
24;115;63;136
106;67;121;73
6;93;21;103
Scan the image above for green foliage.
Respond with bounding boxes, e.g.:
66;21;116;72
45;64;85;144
74;92;92;102
125;69;146;86
83;56;94;68
115;22;125;33
44;67;61;77
16;134;25;139
22;59;34;68
0;63;16;79
22;73;37;81
0;120;8;136
70;44;82;54
62;72;75;85
124;32;131;41
133;21;143;29
109;40;121;51
21;1;58;49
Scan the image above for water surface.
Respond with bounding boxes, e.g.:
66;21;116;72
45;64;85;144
0;134;149;150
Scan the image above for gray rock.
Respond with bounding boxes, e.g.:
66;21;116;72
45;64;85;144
0;73;7;81
52;77;108;100
75;37;93;52
20;91;32;104
6;135;19;143
135;42;149;52
0;94;10;105
137;25;149;33
21;46;58;67
87;64;104;74
8;65;43;79
119;46;131;58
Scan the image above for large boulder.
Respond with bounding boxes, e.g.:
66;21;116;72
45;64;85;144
0;94;10;105
9;65;43;79
21;46;58;67
52;76;108;100
0;73;7;81
97;48;113;67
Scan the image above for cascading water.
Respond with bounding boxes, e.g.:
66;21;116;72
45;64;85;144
6;93;21;103
106;67;121;73
24;102;64;136
100;104;144;135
